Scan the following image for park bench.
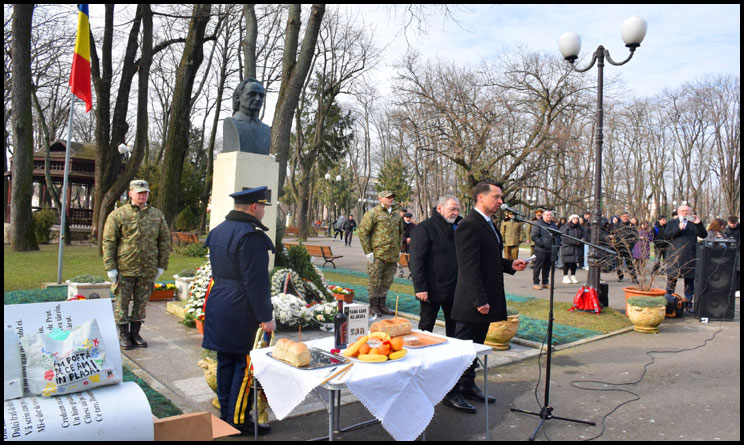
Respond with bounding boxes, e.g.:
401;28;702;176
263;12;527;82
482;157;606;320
285;227;299;237
171;231;199;246
284;243;343;269
397;252;411;279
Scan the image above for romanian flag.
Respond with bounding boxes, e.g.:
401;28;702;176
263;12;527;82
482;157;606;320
69;4;92;112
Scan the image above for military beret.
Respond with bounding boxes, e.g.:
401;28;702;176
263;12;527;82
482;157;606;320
230;186;272;206
129;179;150;192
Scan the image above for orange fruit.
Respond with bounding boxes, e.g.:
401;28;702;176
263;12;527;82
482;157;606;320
377;344;390;356
390;337;404;351
368;348;379;355
358;343;370;355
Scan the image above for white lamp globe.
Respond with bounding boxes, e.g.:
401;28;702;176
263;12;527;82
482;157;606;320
558;31;581;61
621;15;647;48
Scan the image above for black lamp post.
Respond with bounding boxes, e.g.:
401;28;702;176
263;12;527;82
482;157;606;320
558;14;647;298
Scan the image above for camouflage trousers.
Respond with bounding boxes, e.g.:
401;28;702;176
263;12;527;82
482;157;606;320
367;259;397;300
113;275;153;325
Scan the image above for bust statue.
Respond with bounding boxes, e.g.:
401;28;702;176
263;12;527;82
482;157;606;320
223;78;271;155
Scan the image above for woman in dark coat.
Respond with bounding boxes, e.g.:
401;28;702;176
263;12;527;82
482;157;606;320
559;215;584;284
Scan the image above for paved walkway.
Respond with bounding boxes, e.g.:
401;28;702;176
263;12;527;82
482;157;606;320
126;235;740;440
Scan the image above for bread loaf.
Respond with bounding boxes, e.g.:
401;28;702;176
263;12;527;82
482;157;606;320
370;317;412;337
272;338;311;367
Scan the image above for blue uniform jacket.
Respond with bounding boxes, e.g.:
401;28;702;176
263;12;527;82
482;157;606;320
202;211;275;354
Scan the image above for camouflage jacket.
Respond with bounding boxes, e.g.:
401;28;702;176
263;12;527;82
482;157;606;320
103;203;170;277
357;204;403;263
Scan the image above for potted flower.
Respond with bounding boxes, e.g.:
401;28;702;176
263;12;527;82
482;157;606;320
173;269;196;301
185;260;212;330
329;285;354;304
150;282;176;301
484;308;520;350
626;296;667;333
66;274;112;300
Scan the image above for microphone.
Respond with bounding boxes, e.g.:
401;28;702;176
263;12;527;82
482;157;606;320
501;203;526;219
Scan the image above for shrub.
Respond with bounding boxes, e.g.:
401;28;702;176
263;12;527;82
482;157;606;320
33;208;58;244
175;242;208;258
69;274;106;284
178;269;196;277
626;296;667;307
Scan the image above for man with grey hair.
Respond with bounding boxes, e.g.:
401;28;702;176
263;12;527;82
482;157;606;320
409;196;462;336
664;204;707;313
223;77;271;154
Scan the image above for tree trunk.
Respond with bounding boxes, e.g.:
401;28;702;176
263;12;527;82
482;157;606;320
10;4;39;251
270;4;325;247
243;4;257;79
157;4;212;226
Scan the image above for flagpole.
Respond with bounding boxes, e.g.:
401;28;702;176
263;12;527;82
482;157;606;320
57;94;76;284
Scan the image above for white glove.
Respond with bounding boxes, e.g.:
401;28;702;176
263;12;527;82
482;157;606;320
155;268;164;281
107;269;118;282
366;252;375;264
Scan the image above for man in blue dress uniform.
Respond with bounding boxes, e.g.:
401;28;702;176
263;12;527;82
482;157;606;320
202;186;275;436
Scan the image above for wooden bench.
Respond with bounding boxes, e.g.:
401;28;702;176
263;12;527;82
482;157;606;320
285;227;299;237
397;252;411;279
284;243;343;268
171;232;199;246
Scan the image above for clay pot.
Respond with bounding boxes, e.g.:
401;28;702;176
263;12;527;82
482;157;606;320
484;314;520;350
627;304;666;334
623;287;666;316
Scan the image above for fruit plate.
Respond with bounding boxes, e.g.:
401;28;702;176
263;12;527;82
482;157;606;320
398;331;447;348
348;353;407;364
267;348;349;370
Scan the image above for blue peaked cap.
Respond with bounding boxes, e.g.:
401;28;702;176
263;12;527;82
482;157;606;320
230;186;272;205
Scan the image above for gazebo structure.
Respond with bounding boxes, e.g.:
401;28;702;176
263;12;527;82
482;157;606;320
5;141;123;232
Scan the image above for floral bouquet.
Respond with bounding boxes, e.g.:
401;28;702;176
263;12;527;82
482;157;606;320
153;282;176;291
271;293;314;329
185;260;212;322
328;285;354;298
308;302;338;325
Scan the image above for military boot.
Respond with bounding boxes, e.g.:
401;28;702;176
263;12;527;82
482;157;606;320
378;297;395;316
368;297;382;318
129;321;148;348
118;324;134;350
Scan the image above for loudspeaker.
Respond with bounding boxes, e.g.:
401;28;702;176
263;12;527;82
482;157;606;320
694;242;737;320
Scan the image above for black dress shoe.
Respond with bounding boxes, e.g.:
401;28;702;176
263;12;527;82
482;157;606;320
461;386;496;404
442;392;477;414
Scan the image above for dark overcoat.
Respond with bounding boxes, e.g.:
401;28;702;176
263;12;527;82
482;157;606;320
409;211;462;304
665;218;707;278
560;222;584;264
202;211;275;355
452;209;516;324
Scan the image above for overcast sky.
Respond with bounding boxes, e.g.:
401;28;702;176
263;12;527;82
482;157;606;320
344;4;740;99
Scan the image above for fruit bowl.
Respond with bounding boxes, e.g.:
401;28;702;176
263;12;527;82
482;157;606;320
341;332;408;362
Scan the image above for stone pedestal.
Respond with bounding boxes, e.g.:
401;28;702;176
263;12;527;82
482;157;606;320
210;151;279;268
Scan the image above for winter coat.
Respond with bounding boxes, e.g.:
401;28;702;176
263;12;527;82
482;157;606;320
452;209;516;324
632;229;654;260
531;219;559;253
665;218;707;278
559;222;584;263
409;211;462;304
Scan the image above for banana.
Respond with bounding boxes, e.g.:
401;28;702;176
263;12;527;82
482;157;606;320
388;349;407;360
342;335;369;357
358;353;388;362
368;332;391;341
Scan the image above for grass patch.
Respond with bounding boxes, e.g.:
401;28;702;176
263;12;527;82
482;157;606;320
4;244;206;292
322;269;631;335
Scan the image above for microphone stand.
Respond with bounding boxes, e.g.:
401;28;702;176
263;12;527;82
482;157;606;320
507;213;612;440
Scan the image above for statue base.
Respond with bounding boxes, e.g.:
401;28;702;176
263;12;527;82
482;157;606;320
210;151;279;268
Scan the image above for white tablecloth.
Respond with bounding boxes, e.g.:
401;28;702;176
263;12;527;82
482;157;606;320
251;331;477;441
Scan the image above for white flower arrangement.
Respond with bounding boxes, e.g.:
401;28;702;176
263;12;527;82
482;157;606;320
308;302;338;324
271;293;314;328
184;259;212;321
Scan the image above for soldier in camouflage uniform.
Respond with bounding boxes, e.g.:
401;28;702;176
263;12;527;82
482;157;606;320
103;180;170;350
357;190;404;317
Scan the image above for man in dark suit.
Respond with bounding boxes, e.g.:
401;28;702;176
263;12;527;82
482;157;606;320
409;195;462;337
664;204;707;313
445;181;527;414
203;186;275;436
